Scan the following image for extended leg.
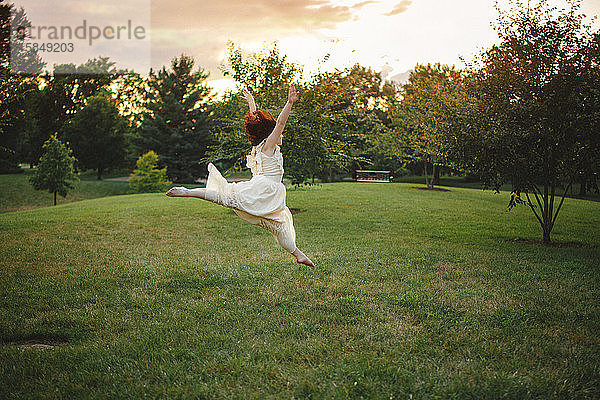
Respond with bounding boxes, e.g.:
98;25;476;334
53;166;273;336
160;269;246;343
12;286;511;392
166;187;207;199
166;187;236;209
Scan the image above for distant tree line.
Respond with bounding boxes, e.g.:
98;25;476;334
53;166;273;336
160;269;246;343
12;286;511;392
1;0;598;242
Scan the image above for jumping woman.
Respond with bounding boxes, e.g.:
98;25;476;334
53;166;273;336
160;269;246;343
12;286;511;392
166;85;315;267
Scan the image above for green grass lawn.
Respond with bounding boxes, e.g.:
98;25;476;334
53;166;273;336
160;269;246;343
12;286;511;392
394;175;600;201
1;183;599;398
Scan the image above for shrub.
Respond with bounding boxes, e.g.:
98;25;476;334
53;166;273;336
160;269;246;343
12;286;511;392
129;151;171;193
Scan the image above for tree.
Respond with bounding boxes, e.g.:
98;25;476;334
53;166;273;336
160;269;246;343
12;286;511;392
0;1;8;68
48;57;122;122
390;63;463;189
136;54;214;182
0;2;44;172
215;42;392;185
29;134;78;205
211;42;305;181
64;90;129;179
204;91;250;172
448;0;600;243
20;84;47;167
221;41;302;110
0;73;41;172
129;151;171;193
15;57;123;169
1;2;45;74
293;64;394;184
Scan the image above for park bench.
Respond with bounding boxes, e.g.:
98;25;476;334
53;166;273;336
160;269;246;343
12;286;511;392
355;170;391;183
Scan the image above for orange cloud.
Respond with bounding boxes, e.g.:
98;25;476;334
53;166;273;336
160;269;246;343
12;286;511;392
385;0;413;16
351;0;379;9
149;0;358;76
151;0;353;33
16;0;421;76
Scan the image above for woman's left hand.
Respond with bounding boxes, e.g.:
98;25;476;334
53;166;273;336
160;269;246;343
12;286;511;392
288;84;299;103
241;88;253;102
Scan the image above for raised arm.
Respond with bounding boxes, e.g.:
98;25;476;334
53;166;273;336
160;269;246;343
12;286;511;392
241;88;257;113
262;84;298;156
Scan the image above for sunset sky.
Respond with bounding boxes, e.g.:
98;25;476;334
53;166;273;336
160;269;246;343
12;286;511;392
12;0;600;91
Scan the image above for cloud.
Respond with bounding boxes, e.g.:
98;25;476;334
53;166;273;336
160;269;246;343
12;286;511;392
151;0;353;33
351;0;379;9
148;0;359;76
385;0;413;16
14;0;421;78
12;0;151;75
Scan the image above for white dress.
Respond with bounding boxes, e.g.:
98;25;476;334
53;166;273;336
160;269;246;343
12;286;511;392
204;139;297;254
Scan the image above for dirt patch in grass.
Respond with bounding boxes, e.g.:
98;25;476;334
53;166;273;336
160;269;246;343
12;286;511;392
509;238;594;248
9;338;68;349
411;187;451;192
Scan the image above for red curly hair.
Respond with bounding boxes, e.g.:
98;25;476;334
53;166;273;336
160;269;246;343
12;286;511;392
245;110;276;146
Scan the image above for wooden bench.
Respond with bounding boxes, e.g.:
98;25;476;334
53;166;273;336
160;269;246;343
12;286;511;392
355;170;391;183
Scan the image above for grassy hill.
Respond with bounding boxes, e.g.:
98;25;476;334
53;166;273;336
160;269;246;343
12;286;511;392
0;183;598;398
0;170;130;213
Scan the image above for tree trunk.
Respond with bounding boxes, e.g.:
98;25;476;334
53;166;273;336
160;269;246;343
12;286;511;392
97;166;103;180
433;164;440;186
54;191;57;206
579;176;587;196
542;226;551;244
529;180;572;246
329;166;333;183
542;183;549;243
424;161;429;188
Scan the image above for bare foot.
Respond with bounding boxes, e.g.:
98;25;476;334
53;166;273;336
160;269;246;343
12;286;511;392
293;248;315;267
166;187;188;197
296;256;315;267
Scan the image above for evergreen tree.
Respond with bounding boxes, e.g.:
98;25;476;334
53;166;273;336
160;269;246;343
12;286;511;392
136;54;214;182
1;2;45;74
29;134;79;205
128;151;171;193
64;90;129;179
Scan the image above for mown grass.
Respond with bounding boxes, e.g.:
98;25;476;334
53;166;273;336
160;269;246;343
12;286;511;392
0;182;599;399
0;170;130;213
394;175;600;201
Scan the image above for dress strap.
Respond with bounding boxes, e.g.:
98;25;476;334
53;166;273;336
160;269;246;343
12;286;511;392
246;138;268;173
257;138;267;148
